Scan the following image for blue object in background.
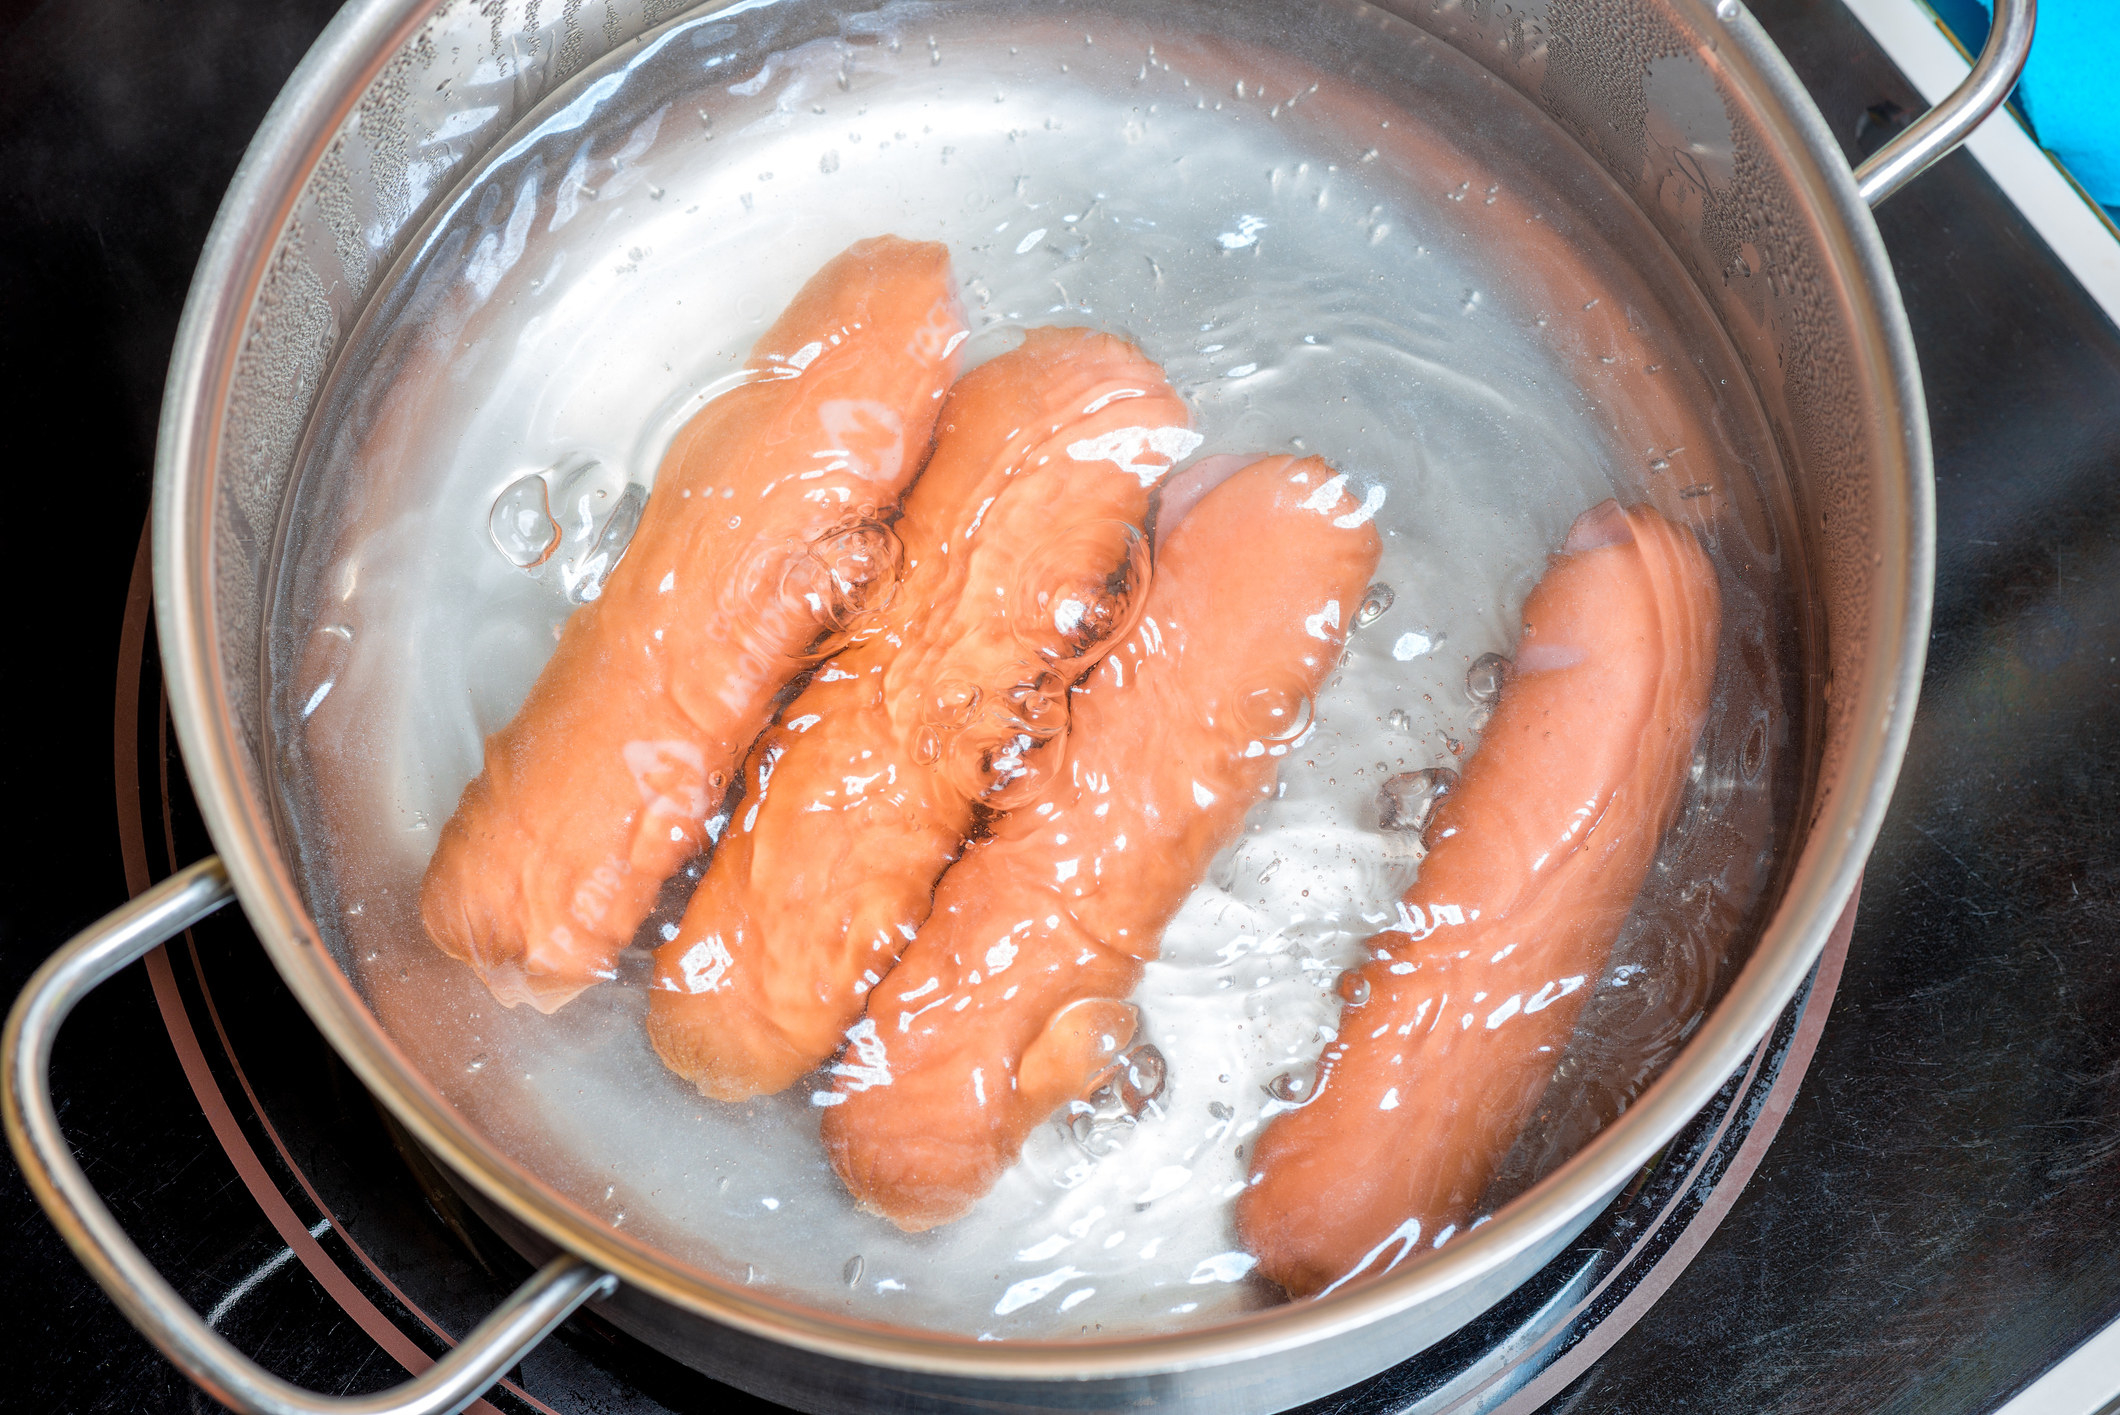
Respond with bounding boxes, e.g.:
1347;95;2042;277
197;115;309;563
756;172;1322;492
1934;0;2120;209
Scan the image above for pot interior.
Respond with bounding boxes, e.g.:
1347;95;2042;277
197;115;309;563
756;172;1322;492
163;0;1917;1384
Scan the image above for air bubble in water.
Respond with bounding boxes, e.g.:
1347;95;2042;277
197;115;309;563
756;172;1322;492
551;460;617;544
843;1255;865;1286
1118;1043;1167;1113
488;474;561;568
562;481;648;603
1378;767;1458;833
1069;1107;1136;1157
1354;582;1394;627
1069;1035;1166;1158
1011;518;1150;670
783;515;905;648
1335;970;1371;1006
1265;1069;1312;1103
1387;707;1412;733
927;680;984;728
1466;651;1508;726
1233;676;1315;745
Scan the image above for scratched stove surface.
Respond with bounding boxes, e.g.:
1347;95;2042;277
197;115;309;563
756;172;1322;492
3;0;2119;1411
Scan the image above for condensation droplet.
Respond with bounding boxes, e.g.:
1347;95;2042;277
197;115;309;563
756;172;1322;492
1740;715;1768;782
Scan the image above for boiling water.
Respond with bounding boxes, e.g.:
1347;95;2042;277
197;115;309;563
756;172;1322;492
270;0;1799;1340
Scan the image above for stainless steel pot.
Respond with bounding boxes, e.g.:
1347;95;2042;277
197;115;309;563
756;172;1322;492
5;0;2030;1411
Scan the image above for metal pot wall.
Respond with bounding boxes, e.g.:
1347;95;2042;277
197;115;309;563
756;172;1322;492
4;0;2031;1412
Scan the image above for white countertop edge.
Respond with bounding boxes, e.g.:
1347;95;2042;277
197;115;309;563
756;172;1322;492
1992;1314;2120;1415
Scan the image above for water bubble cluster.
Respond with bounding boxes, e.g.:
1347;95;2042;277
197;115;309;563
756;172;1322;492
1064;1038;1170;1158
784;514;905;643
487;460;650;602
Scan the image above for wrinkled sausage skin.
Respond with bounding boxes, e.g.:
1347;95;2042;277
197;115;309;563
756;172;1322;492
419;237;965;1012
649;328;1198;1100
821;456;1382;1230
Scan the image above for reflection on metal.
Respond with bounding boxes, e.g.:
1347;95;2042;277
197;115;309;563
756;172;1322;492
208;1220;334;1330
1839;0;2120;329
0;859;617;1415
1850;0;2034;206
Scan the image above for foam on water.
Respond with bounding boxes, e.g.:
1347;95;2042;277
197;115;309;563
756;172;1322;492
269;0;1801;1340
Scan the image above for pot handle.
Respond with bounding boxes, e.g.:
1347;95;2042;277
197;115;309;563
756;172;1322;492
1847;0;2035;206
1;857;618;1415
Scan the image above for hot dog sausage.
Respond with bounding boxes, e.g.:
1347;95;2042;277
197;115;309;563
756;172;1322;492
822;455;1382;1229
1237;500;1720;1297
648;327;1196;1099
419;237;966;1011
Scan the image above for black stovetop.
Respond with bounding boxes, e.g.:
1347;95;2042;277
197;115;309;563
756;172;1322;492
4;1;2118;1411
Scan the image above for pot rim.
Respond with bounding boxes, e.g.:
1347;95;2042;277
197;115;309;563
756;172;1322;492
152;0;1931;1383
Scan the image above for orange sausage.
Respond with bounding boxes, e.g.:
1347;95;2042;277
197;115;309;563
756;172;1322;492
1236;500;1720;1297
419;237;965;1011
647;328;1197;1099
821;456;1383;1230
